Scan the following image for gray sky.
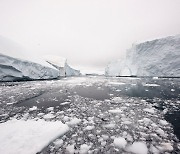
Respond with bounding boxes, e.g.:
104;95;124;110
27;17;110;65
0;0;180;73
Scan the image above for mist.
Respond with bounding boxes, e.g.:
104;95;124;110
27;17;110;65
0;0;180;72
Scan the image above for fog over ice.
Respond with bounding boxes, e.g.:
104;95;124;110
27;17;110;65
0;0;180;73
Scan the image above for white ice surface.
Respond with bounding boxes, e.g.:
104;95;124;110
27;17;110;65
105;35;180;77
0;119;69;154
114;137;127;148
127;142;148;154
79;144;91;154
66;118;82;126
0;54;59;81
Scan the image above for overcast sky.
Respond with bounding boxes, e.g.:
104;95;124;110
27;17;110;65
0;0;180;72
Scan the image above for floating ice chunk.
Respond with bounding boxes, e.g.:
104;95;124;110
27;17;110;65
103;123;116;129
155;128;166;137
159;120;168;126
143;108;155;114
63;116;70;122
158;143;173;152
111;97;123;102
153;77;159;80
113;137;127;148
37;113;45;116
0;119;69;154
47;107;54;111
142;118;151;125
108;82;125;85
43;113;55;120
61;102;71;105
101;141;106;146
53;139;63;149
102;135;109;140
150;145;159;154
29;106;38;111
84;125;95;131
67;118;81;126
66;144;75;154
122;121;132;125
109;109;123;113
127;142;148;154
79;144;91;154
144;84;160;87
163;108;168;114
21;113;29;120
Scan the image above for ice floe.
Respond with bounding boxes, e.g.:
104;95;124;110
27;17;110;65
0;119;69;154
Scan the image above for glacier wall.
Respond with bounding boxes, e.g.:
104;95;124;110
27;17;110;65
105;35;180;77
0;54;59;81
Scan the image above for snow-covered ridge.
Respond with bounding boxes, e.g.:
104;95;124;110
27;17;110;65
105;35;180;77
0;54;59;81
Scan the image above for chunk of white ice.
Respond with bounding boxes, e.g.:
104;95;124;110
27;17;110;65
113;137;127;149
0;119;69;154
127;142;148;154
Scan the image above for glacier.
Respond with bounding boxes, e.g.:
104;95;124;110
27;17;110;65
105;35;180;77
0;54;59;81
44;55;81;77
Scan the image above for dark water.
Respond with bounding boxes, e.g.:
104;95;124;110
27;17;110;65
74;85;110;100
165;111;180;141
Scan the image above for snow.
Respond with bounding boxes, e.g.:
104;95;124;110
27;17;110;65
127;142;148;154
0;54;59;81
105;35;180;77
113;137;127;148
0;119;69;154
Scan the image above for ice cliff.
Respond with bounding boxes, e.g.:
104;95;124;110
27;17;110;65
0;54;59;81
105;35;180;77
0;36;81;81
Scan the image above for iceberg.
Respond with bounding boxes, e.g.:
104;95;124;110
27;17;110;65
0;36;81;81
0;54;59;81
105;35;180;77
44;55;81;77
